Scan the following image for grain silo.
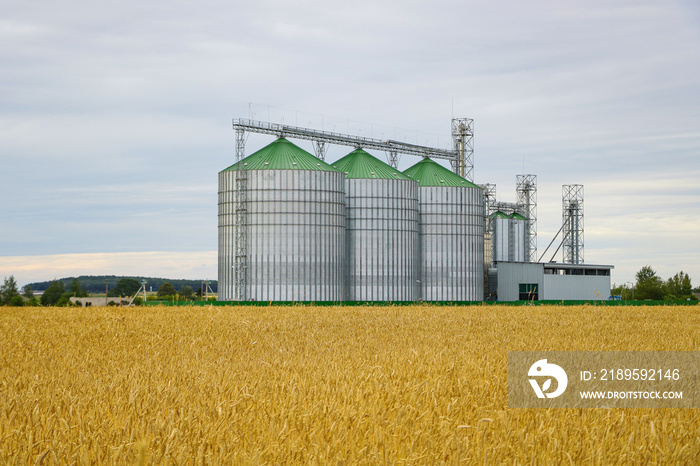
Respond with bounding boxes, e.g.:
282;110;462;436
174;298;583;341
404;158;484;301
491;211;511;262
491;211;527;263
218;138;345;301
510;212;527;262
332;149;419;301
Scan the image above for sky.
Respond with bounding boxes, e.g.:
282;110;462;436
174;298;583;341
1;0;699;289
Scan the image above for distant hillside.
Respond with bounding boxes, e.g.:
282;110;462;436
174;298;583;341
26;275;217;294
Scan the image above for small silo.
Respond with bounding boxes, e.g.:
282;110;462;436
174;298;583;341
218;138;345;301
510;212;527;262
403;158;484;301
332;149;419;301
491;211;511;262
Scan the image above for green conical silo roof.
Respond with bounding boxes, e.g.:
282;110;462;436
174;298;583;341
511;213;527;220
221;138;339;172
332;149;412;180
490;211;511;219
402;158;479;187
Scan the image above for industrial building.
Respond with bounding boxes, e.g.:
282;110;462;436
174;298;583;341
490;262;613;301
218;117;613;302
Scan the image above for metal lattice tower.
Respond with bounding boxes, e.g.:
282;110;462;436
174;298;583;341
562;184;584;264
516;175;537;262
481;184;497;229
451;118;474;181
313;140;328;161
232;128;248;300
480;184;497;266
386;150;399;169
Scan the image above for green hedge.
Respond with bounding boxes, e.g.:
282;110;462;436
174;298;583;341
143;299;699;307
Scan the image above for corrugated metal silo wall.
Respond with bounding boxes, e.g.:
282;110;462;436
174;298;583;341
483;233;492;265
218;170;237;301
512;218;526;262
219;169;346;301
419;186;484;301
492;217;509;262
344;178;419;301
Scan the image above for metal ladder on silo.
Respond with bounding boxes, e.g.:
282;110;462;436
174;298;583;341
233;128;247;301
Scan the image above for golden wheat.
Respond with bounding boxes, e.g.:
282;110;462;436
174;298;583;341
0;304;698;464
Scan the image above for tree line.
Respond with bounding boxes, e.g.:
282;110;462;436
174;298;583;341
0;277;94;307
612;266;698;301
1;276;217;306
24;275;217;294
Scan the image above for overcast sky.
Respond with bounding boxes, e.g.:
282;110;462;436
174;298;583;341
2;0;699;289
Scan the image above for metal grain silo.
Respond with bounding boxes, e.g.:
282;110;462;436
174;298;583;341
403;158;484;301
218;137;345;301
510;212;527;262
332;149;419;301
491;211;511;262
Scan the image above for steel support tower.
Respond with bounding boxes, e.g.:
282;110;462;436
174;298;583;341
481;184;497;229
562;184;584;264
480;184;497;267
232;117;473;177
313;140;328;161
451;118;474;181
516;175;537;262
232;128;248;300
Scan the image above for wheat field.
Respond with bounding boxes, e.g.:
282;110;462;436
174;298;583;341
0;304;698;464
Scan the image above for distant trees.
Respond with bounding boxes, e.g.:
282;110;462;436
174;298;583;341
1;275;217;306
179;286;194;301
25;276;217;295
22;285;39;306
665;271;693;300
36;278;81;307
1;276;22;306
41;280;65;306
157;282;177;299
153;283;200;301
9;295;25;306
108;278;141;298
634;266;665;300
610;283;633;300
0;277;94;307
621;266;698;301
69;279;89;298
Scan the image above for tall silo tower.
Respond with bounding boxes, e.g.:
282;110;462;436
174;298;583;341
516;174;537;262
218;138;345;301
404;158;484;301
562;184;584;264
332;149;420;301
